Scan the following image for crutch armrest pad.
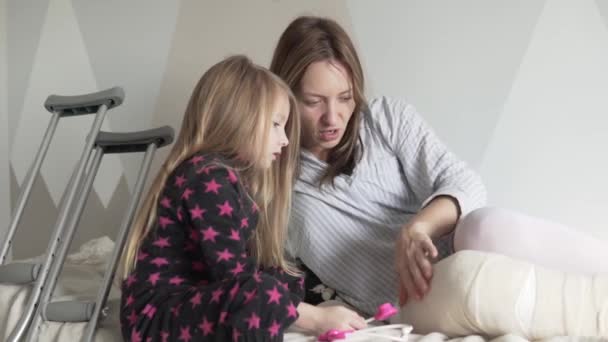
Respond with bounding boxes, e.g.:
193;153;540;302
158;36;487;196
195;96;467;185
95;126;175;153
44;87;125;116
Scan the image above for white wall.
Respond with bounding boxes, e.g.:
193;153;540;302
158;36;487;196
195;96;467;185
347;0;608;239
347;0;546;167
4;0;608;257
480;0;608;239
4;0;180;258
1;0;10;243
2;0;351;258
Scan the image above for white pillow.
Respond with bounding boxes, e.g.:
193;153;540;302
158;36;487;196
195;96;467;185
399;250;608;339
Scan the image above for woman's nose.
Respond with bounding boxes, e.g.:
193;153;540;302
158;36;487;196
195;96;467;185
322;101;338;126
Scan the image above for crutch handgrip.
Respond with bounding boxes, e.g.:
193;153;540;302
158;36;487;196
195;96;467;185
44;87;125;116
44;300;95;322
0;263;40;284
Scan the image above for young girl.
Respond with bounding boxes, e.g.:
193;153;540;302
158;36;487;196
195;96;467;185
119;55;365;342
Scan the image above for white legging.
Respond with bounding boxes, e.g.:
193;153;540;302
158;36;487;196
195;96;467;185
453;207;608;274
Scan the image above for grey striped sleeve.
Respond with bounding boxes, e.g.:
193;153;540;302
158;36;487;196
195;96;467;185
376;97;487;216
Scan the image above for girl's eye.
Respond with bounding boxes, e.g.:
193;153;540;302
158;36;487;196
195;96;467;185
273;122;281;128
339;96;352;102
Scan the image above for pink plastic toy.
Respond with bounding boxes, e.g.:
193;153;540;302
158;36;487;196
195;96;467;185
318;328;354;341
365;302;398;323
318;303;399;341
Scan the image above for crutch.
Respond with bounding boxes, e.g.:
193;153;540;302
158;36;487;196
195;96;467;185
23;126;174;342
0;87;124;265
0;87;125;341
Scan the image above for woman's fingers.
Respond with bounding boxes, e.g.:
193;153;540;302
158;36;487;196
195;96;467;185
420;235;439;259
408;250;428;297
397;229;439;302
399;255;417;302
399;283;408;306
396;233;411;292
415;248;433;280
399;243;420;300
396;239;410;306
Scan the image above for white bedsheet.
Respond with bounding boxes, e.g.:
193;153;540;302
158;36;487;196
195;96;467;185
284;331;587;342
0;237;122;341
283;301;590;342
0;238;600;342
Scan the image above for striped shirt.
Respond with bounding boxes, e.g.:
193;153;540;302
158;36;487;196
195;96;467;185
287;96;487;315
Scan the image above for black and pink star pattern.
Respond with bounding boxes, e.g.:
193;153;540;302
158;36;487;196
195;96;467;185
120;153;304;342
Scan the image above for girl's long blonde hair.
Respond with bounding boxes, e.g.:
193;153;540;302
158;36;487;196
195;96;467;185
121;55;301;278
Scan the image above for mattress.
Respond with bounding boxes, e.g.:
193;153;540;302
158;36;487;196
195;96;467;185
0;238;599;341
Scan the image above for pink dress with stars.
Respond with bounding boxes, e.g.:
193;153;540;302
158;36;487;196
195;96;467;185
120;153;304;342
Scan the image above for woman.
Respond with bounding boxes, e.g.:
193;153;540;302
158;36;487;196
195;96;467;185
269;16;608;316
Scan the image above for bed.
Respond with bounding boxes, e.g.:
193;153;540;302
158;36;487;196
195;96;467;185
0;238;602;341
0;237;122;341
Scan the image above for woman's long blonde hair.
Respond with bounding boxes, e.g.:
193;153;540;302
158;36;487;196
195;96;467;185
121;55;301;278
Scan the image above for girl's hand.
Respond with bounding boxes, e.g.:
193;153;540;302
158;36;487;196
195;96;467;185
315;305;367;334
294;302;366;335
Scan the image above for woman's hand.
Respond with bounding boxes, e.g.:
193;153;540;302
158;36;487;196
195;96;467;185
396;222;438;305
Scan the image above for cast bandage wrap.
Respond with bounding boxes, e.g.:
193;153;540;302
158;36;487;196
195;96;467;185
399;250;608;339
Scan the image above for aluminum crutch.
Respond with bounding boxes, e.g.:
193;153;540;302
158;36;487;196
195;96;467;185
2;87;125;342
25;126;174;342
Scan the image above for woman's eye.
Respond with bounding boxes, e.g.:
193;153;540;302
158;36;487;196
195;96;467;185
304;100;320;106
273;122;281;127
339;96;352;102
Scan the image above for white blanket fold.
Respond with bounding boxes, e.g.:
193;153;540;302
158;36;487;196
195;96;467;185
0;237;122;342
